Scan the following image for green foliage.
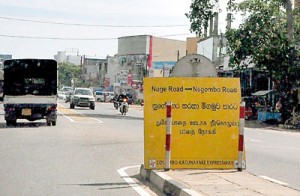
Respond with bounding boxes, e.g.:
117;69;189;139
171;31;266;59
58;62;84;88
294;8;300;45
225;0;299;87
186;0;299;88
186;0;237;37
185;0;214;37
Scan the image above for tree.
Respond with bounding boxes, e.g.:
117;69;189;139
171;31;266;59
58;62;84;88
185;0;215;37
185;0;299;90
225;0;299;122
281;0;294;43
185;0;237;37
225;0;299;87
186;0;299;122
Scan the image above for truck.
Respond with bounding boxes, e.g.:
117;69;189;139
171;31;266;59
3;59;57;126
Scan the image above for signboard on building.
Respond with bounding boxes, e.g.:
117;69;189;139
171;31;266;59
144;77;242;169
127;73;133;86
119;70;129;85
104;76;110;89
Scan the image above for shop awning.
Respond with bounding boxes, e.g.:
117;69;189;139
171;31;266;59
252;90;273;96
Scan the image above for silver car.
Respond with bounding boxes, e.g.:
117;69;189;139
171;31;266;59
70;88;95;110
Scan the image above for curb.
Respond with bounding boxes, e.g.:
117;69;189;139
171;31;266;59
139;164;202;196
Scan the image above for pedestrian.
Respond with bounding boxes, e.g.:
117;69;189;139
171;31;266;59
275;99;282;112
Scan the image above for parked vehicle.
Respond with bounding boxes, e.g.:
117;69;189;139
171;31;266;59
3;59;57;126
70;88;95;110
95;91;114;102
242;96;257;120
105;92;115;102
95;91;104;102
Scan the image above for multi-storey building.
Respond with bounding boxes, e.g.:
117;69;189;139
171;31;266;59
113;35;186;81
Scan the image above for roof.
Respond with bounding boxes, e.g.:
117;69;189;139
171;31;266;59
252;90;273;96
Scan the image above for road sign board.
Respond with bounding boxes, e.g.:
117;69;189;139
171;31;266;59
144;77;242;169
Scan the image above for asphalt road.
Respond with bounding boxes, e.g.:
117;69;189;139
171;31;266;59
245;127;300;191
0;99;299;195
0;100;154;196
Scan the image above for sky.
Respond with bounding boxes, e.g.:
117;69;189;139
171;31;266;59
0;0;243;59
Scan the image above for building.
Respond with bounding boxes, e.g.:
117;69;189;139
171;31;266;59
295;0;300;8
197;34;227;69
104;35;186;96
196;34;271;96
81;56;107;88
151;37;186;77
54;50;109;88
0;54;12;69
0;54;12;100
116;35;186;81
54;49;82;66
186;37;201;55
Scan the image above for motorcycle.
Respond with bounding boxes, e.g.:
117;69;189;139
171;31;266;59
113;99;120;109
119;98;129;115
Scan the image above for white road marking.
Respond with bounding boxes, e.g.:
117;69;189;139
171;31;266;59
260;175;289;186
57;103;103;124
117;165;150;196
57;110;74;122
89;117;104;123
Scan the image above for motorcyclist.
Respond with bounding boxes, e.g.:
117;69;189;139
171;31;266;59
117;93;128;103
113;93;128;109
116;93;129;115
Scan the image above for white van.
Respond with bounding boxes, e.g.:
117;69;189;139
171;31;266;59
95;91;115;102
105;92;115;102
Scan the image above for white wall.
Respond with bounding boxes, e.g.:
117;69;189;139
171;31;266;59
197;37;213;61
107;56;120;84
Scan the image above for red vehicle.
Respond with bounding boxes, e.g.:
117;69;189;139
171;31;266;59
242;96;258;120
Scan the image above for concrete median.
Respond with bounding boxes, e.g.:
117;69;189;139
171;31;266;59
140;164;300;196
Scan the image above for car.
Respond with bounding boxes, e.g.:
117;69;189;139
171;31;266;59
58;86;73;100
95;91;104;102
105;92;115;102
70;88;95;110
64;90;73;103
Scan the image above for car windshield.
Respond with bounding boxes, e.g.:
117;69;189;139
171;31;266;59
75;89;92;95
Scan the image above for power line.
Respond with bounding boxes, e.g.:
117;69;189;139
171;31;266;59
0;34;116;40
0;33;192;41
0;16;189;28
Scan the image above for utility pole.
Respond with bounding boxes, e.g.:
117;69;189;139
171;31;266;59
177;50;180;61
